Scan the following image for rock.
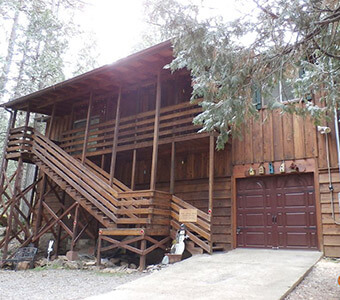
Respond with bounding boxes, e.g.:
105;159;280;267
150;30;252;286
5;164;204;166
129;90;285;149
120;261;129;267
83;260;96;267
126;268;138;274
50;258;65;269
66;251;79;261
57;255;68;261
64;260;82;270
87;265;101;271
35;258;48;267
129;263;137;269
101;267;119;274
17;261;31;270
109;258;120;265
146;264;155;270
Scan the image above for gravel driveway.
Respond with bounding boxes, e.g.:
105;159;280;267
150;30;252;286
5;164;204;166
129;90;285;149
285;258;340;300
0;269;144;300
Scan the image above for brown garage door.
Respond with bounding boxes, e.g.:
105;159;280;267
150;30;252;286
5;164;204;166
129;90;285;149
237;173;317;249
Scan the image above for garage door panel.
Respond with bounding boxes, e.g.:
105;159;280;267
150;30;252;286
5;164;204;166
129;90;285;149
245;213;266;226
244;195;266;208
278;232;317;249
237;174;317;250
283;212;308;227
282;192;307;207
244;232;266;247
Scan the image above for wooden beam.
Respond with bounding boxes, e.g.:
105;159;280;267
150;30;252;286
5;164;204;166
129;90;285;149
81;92;93;164
170;141;175;194
24;105;30;127
209;135;214;212
33;174;46;247
70;203;80;251
2;157;24;259
139;239;146;271
46;103;56;138
0;110;17;189
109;87;122;185
131;149;137;190
101;155;105;169
150;72;161;190
55;191;66;256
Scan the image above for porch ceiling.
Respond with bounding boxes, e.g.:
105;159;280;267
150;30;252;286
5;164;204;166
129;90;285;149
1;40;174;116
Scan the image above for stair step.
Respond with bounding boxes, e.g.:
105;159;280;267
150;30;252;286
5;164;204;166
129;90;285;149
212;246;225;251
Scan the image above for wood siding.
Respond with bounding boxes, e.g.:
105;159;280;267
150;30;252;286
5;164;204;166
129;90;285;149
319;171;340;257
232;110;317;165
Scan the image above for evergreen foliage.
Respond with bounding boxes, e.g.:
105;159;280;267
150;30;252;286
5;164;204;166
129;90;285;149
145;0;340;148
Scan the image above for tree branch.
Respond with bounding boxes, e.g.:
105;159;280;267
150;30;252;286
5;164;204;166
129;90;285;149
252;0;279;19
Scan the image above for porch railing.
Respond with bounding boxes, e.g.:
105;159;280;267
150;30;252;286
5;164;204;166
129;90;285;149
60;101;206;157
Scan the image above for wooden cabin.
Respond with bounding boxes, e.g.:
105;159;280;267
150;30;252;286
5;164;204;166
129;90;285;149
0;40;339;268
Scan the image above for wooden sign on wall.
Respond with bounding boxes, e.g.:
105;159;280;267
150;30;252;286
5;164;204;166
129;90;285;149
179;209;198;222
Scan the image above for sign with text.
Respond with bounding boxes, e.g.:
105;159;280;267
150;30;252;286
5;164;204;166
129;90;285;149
179;209;198;223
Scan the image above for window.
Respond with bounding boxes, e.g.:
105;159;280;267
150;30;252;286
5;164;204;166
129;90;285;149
252;67;311;110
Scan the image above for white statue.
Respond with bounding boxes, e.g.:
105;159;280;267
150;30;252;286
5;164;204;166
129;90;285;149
170;224;188;255
47;240;54;261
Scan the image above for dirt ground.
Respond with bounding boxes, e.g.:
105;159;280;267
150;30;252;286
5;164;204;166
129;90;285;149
0;268;145;300
285;258;340;300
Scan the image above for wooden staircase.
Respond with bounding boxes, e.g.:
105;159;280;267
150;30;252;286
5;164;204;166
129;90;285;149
32;131;120;228
4;126;213;258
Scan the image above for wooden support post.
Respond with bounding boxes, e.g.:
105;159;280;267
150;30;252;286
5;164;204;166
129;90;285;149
46;104;56;138
0;110;17;189
131;149;137;190
55;191;66;256
68;104;75;131
150;72;161;190
81;92;93;164
109;87;122;185
70;204;80;252
101;155;105;169
2;157;24;259
24;106;30;127
209;135;214;212
33;174;47;247
139;238;146;271
170;141;176;194
96;235;102;266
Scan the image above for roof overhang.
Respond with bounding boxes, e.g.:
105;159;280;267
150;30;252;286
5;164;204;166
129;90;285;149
1;40;176;115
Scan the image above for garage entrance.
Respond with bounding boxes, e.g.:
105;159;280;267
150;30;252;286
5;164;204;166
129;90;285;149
236;173;317;249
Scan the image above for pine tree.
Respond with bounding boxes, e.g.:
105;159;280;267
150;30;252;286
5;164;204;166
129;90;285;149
145;0;340;148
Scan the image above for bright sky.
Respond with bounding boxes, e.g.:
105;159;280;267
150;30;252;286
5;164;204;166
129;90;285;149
76;0;250;65
77;0;146;65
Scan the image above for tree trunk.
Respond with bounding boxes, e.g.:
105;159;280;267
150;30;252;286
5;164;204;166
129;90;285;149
0;6;21;97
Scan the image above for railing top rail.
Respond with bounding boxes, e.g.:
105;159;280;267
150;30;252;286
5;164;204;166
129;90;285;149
61;100;201;138
171;195;211;223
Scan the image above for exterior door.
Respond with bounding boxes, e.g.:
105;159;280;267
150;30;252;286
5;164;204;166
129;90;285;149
237;173;317;249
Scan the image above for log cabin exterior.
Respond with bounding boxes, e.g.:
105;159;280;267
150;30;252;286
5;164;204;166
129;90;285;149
0;40;339;268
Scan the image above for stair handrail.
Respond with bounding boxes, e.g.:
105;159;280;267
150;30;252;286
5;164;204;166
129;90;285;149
170;195;212;253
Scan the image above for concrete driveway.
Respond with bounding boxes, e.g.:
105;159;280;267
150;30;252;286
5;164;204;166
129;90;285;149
86;248;322;300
